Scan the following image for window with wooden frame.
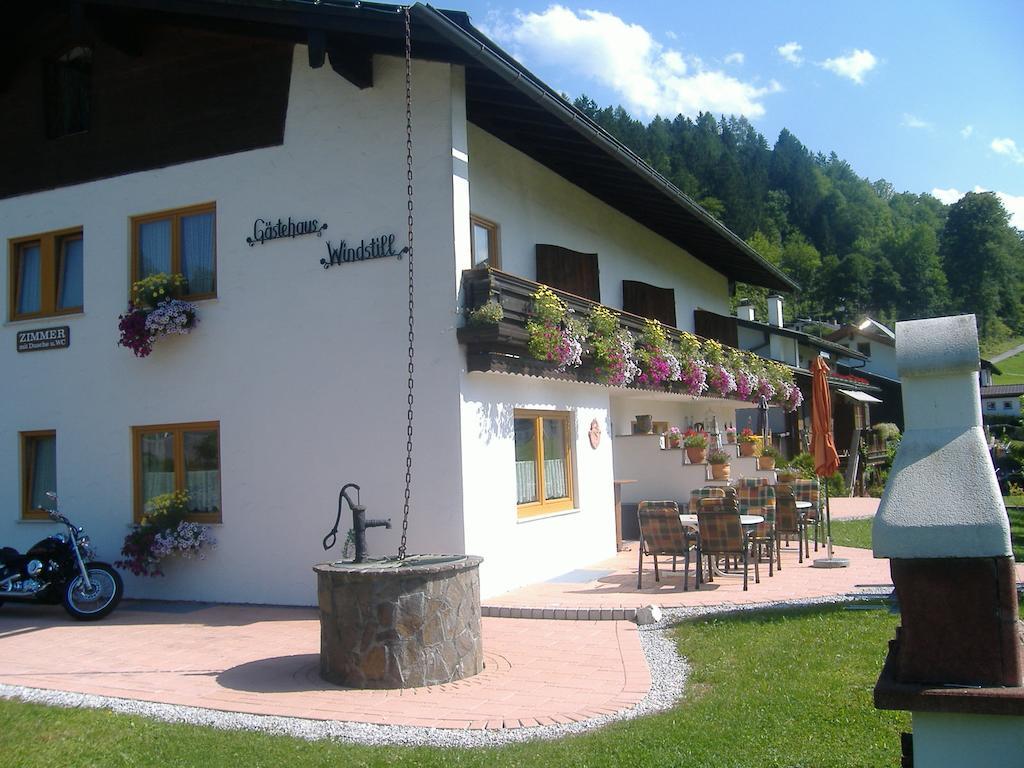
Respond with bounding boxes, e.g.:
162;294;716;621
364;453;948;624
132;422;221;523
9;228;84;321
470;215;500;269
131;203;216;300
513;410;575;518
21;431;57;521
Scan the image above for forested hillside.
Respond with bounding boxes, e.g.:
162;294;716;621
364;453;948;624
573;97;1024;343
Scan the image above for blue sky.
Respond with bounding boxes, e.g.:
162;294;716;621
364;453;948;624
449;1;1024;225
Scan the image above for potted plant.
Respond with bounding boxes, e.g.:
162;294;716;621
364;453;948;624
758;445;781;470
666;426;682;449
776;464;800;483
117;273;199;358
738;427;757;457
708;449;731;480
116;490;216;577
725;427;737;444
682;429;708;464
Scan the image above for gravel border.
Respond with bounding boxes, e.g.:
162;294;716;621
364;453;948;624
0;590;891;748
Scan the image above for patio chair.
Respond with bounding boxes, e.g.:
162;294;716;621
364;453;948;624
637;501;700;591
697;498;758;591
737;482;776;576
689;486;726;514
774;483;807;565
792;478;822;551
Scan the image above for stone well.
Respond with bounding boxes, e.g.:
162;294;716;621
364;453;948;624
313;555;483;689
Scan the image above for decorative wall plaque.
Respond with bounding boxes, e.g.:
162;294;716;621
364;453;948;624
589;418;602;449
17;325;70;352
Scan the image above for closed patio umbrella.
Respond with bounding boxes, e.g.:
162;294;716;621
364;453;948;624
810;356;848;568
756;395;771;446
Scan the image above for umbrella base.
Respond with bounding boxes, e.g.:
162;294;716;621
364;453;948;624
811;557;850;568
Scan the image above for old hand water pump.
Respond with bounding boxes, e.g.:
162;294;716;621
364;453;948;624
322;483;390;564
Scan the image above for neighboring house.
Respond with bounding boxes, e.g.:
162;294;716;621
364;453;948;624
980;385;1024;417
827;317;905;431
829;318;898;379
694;296;879;457
2;1;797;605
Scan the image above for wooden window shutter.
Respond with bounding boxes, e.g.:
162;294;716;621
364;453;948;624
693;309;740;348
622;280;677;328
535;244;600;302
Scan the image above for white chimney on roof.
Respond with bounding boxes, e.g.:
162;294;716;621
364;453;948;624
767;294;784;328
737;300;755;322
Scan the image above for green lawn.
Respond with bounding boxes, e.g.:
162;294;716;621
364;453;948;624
993;350;1024;384
0;605;907;768
980;335;1024;360
829;517;874;549
831;503;1024;562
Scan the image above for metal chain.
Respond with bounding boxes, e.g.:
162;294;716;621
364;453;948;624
398;6;414;560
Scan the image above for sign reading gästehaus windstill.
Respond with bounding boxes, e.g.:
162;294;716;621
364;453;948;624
17;326;70;352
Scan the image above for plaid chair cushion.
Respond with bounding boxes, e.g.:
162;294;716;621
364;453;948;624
689;486;726;514
697;504;744;553
792;479;821;519
638;501;692;556
774;484;799;535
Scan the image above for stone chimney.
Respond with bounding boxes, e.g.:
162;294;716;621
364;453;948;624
736;300;755;322
766;294;784;328
874;315;1024;767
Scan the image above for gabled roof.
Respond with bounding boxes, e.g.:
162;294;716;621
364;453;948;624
827;318;896;347
66;0;798;293
728;313;869;361
980;385;1024;397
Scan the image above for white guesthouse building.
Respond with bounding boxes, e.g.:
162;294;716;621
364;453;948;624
2;1;796;605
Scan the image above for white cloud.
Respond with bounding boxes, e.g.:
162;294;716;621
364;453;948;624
665;30;677;40
725;51;745;65
777;42;803;65
489;6;780;120
930;186;1024;229
931;187;962;205
991;137;1024;164
961;125;974;139
821;49;877;84
901;113;932;130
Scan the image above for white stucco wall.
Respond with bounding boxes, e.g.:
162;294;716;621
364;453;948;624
982;397;1022;417
459;374;615;598
842;335;898;379
466;125;730;331
912;712;1024;768
0;50;467;606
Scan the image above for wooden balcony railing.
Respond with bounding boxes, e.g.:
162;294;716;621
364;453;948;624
457;267;716;385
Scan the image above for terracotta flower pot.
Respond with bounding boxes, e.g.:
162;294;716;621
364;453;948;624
711;463;731;480
758;455;776;470
668;438;681;449
726;433;736;444
739;442;755;457
777;471;797;483
685;447;707;464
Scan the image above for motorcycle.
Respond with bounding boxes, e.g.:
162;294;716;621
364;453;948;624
0;493;123;620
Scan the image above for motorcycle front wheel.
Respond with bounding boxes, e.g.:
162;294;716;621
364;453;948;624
62;563;123;621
